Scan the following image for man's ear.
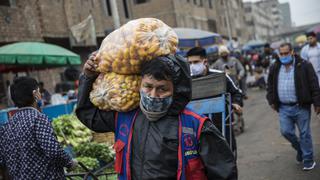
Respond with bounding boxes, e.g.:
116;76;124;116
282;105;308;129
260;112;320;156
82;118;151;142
32;90;37;96
203;58;208;66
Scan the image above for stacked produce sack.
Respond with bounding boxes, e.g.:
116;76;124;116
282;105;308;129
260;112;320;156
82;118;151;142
90;18;178;112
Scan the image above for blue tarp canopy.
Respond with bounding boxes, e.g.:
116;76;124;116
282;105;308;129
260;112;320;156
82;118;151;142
173;28;222;47
244;40;267;49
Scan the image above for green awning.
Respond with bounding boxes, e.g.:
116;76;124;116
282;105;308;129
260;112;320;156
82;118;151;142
0;42;81;65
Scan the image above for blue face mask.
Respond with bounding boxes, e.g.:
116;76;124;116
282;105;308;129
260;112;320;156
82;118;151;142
140;91;173;112
279;55;293;64
36;99;43;108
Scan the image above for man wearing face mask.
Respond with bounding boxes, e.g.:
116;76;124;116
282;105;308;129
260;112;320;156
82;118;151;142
186;47;243;158
267;42;320;171
301;31;320;86
211;46;245;86
0;77;77;179
186;47;243;115
76;53;237;180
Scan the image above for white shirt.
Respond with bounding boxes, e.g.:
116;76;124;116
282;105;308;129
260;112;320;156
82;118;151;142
307;46;320;73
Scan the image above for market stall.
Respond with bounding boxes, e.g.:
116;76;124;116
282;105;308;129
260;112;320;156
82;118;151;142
0;42;82;123
173;28;221;61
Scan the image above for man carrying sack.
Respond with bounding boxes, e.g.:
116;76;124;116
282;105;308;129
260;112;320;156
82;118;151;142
76;53;237;179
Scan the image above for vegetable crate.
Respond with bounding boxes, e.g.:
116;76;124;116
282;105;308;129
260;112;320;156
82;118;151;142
92;132;115;145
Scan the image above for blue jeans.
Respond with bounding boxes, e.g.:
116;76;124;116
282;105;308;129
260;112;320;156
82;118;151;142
279;104;313;161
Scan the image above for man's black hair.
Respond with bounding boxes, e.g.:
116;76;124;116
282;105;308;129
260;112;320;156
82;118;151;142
141;57;174;82
186;47;206;58
279;42;292;50
10;76;39;108
306;31;316;37
264;43;270;48
39;81;44;87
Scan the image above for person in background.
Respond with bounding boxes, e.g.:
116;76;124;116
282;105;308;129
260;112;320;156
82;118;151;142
0;77;77;179
187;47;243;159
211;46;245;86
260;43;275;73
233;49;248;99
39;81;51;105
247;67;266;89
251;50;262;69
267;42;320;171
301;31;320;85
244;52;254;75
187;47;243;113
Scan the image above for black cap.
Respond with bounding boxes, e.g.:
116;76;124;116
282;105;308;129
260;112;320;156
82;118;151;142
186;47;206;58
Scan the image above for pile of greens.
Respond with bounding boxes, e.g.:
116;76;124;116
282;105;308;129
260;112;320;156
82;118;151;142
52;114;92;147
74;142;114;163
52;114;115;173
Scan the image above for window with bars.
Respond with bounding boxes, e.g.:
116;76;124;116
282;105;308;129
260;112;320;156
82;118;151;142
199;0;203;7
123;0;129;18
0;0;10;6
208;19;217;32
209;0;213;9
134;0;149;4
105;0;112;16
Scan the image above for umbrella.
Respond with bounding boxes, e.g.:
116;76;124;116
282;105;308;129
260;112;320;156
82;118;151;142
173;28;222;47
0;42;81;65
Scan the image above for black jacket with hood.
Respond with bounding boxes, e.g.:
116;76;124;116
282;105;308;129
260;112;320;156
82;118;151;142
76;54;237;180
266;54;320;111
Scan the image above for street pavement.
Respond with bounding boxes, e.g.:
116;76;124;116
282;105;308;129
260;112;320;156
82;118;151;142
237;89;320;180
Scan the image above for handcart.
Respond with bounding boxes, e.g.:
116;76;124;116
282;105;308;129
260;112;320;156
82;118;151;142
65;160;116;180
187;72;234;149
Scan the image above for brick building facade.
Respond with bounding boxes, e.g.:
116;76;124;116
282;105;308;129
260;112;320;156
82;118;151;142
0;0;249;107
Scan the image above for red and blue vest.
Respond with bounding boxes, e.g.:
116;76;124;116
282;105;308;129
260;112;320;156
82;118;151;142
113;108;208;180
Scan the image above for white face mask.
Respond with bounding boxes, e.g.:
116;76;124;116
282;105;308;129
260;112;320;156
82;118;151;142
190;62;206;76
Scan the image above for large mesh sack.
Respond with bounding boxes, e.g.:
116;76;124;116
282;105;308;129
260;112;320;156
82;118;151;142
96;18;178;75
90;72;141;112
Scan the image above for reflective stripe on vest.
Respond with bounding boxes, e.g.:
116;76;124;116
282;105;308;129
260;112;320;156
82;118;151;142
114;108;207;180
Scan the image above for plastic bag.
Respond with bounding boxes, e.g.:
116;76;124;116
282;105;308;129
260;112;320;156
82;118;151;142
96;18;178;75
90;72;141;112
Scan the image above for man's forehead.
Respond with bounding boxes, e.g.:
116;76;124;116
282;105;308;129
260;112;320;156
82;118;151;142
279;46;290;52
188;55;203;61
142;75;172;85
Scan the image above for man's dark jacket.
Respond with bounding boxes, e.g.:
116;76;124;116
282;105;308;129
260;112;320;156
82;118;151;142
76;55;237;180
266;54;320;111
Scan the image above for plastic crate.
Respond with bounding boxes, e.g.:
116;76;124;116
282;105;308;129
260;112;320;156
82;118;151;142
191;72;226;100
0;110;8;127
